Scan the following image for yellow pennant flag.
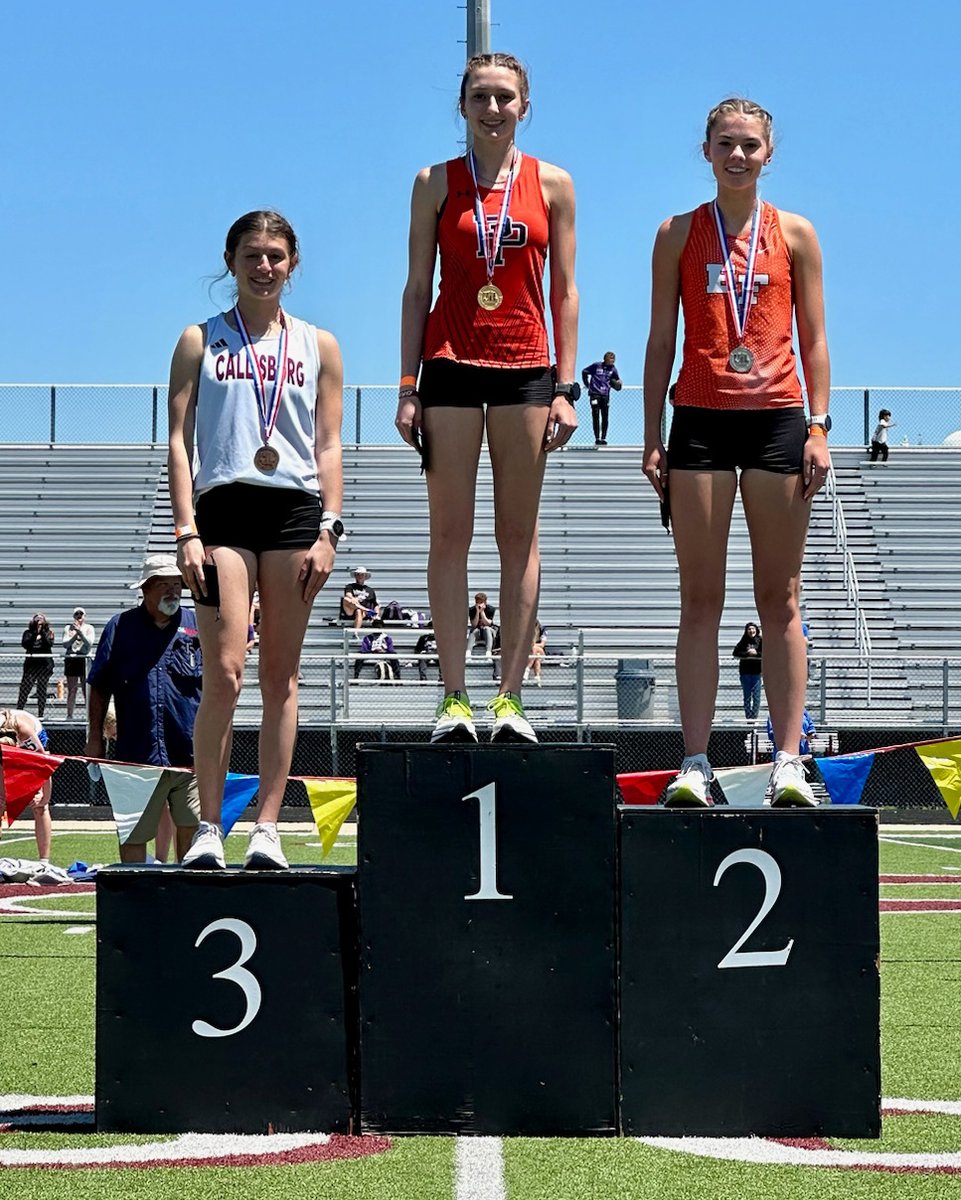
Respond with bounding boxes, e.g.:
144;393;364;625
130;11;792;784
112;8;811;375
915;740;961;820
303;778;357;857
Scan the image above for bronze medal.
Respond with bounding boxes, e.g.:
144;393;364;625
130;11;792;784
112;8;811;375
254;444;280;472
477;283;504;311
729;346;754;373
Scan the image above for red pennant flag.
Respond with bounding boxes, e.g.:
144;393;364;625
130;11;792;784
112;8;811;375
617;769;678;806
0;745;63;825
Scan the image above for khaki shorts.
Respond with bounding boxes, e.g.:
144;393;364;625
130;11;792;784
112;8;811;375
126;770;201;845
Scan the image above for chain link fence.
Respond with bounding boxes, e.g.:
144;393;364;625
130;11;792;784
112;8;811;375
4;650;957;812
4;384;961;449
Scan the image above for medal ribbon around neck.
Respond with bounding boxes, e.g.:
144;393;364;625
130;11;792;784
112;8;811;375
233;305;289;447
711;199;762;346
467;148;518;286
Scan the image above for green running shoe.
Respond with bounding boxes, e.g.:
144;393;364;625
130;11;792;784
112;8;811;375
488;692;537;743
431;691;477;743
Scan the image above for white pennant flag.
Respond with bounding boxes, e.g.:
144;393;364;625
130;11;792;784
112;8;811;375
714;763;771;808
100;764;165;845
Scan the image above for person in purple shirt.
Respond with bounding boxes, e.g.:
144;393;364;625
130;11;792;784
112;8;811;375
581;351;622;445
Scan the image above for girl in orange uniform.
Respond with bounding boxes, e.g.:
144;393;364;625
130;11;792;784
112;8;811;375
642;98;831;807
396;53;578;744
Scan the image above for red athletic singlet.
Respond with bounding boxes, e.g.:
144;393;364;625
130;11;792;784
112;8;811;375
674;201;803;411
421;154;550;369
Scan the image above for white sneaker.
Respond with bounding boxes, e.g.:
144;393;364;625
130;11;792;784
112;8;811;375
664;755;713;807
431;692;478;743
769;752;818;807
182;822;226;869
488;693;538;743
244;822;289;870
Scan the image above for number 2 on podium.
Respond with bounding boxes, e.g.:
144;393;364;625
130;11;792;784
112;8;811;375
463;782;513;901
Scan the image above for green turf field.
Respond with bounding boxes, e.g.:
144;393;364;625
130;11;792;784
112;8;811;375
0;826;958;1199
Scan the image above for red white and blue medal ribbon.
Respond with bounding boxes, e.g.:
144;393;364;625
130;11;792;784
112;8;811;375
233;305;288;446
712;200;762;346
467;148;518;284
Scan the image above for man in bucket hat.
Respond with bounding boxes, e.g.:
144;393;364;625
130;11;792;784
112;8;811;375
84;554;201;862
339;565;380;629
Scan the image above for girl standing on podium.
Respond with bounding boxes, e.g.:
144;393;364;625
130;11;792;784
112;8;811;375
395;52;579;745
641;99;831;807
168;211;344;869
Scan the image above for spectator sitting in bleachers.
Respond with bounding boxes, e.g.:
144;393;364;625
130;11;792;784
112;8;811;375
341;566;380;629
466;592;497;660
524;620;547;686
354;630;401;682
414;630;440;681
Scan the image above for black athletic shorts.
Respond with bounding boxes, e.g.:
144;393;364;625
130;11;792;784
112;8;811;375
195;482;321;555
418;359;553;408
667;406;807;474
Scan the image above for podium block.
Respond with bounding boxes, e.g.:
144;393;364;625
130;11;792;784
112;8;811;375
96;867;357;1134
357;744;617;1135
619;807;880;1137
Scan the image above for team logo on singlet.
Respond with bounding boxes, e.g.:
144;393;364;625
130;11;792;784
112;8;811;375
705;265;770;305
475;214;528;266
214;353;307;387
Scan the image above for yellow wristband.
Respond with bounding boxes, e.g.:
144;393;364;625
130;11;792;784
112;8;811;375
808;425;827;438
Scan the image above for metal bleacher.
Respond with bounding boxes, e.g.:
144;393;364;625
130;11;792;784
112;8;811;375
0;443;166;658
4;440;961;731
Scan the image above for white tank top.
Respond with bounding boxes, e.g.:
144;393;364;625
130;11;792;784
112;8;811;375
193;311;322;497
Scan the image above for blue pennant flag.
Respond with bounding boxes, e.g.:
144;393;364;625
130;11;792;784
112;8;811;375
815;753;875;806
221;772;260;835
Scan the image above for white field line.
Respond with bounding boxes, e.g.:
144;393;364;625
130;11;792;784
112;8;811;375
881;837;961;855
456;1137;507;1200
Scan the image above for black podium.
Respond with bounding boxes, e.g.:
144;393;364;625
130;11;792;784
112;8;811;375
356;743;618;1135
619;807;881;1137
96;867;357;1134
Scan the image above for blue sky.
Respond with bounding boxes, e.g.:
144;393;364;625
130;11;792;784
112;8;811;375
4;1;960;440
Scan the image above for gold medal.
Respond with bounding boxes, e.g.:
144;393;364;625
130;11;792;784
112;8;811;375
477;283;504;311
254;445;280;472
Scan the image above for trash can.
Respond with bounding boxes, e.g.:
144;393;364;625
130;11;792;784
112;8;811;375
615;659;655;719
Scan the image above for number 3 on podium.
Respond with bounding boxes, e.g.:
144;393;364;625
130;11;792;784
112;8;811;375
191;918;264;1038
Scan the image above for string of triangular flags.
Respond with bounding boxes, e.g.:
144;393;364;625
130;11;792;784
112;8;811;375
619;735;961;819
0;745;357;856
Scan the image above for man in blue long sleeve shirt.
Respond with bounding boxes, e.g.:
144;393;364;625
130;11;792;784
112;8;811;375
85;554;202;862
581;351;622;445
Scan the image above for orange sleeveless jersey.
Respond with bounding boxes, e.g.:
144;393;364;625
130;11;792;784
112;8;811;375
421;154;551;369
674;201;802;411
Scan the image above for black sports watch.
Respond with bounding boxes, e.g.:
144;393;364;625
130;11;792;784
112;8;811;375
554;381;581;403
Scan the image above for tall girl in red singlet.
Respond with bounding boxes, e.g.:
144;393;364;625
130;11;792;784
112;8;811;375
396;53;578;745
642;99;831;807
